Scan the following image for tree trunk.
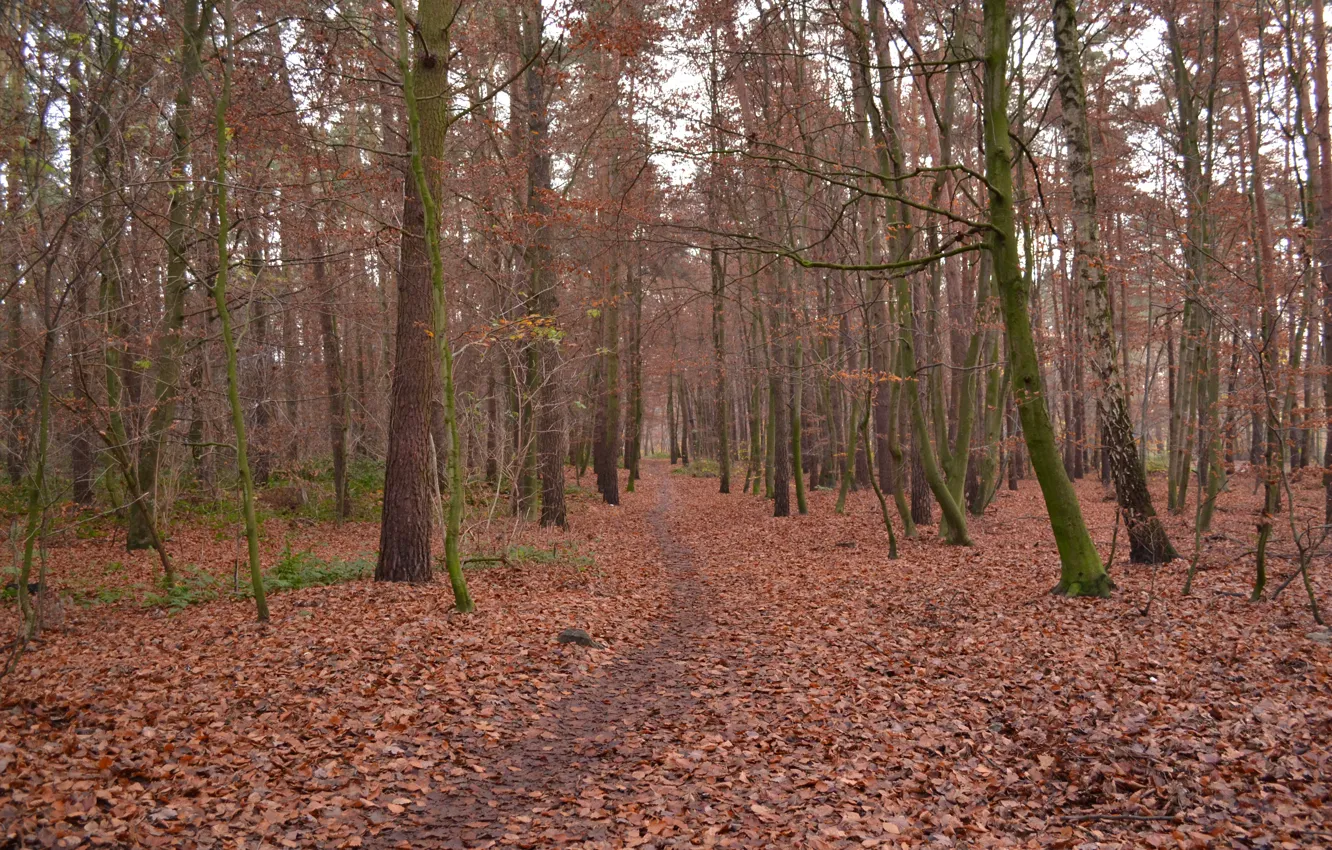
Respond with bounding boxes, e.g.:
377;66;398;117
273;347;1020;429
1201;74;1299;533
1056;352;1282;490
984;0;1109;596
667;367;678;464
594;256;621;505
214;0;268;621
312;234;350;520
376;0;453;584
1310;0;1332;523
65;45;96;507
520;0;566;527
1053;0;1176;562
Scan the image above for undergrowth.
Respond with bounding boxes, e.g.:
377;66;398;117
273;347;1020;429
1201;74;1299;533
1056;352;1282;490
671;459;720;478
237;547;374;599
134;549;373;612
463;542;595;571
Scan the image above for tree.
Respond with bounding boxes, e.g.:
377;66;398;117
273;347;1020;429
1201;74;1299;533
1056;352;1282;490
381;0;475;612
377;0;453;584
520;0;567;528
984;0;1110;596
128;0;212;551
213;0;269;621
1052;0;1176;563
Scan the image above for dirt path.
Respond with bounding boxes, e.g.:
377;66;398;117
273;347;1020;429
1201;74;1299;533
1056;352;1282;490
368;468;1332;848
378;472;719;848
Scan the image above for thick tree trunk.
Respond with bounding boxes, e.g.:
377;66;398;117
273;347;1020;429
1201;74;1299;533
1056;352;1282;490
377;0;454;583
388;0;473;609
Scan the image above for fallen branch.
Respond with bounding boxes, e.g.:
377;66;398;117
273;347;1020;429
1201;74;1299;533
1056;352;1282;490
1051;813;1177;824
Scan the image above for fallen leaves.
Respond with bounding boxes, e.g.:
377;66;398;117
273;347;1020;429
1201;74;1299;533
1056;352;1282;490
2;462;1329;848
0;481;669;848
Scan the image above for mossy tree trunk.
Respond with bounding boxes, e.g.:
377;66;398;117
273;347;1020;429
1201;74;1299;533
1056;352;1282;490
129;0;211;550
213;0;269;621
377;0;448;584
388;0;473;609
850;0;969;543
983;0;1109;596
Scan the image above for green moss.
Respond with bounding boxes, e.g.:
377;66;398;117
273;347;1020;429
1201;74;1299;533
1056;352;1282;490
1053;573;1115;599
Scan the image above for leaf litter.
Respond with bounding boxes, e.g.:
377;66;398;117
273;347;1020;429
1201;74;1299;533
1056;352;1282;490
2;460;1329;848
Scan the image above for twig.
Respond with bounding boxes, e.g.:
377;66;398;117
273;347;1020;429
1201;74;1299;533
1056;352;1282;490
1051;813;1177;823
1270;567;1305;600
1105;505;1121;572
0;634;28;681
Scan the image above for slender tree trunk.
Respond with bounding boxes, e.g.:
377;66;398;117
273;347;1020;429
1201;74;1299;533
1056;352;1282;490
623;265;643;492
594;256;621;505
520;0;566;527
312;234;350;519
772;332;791;517
214;0;268;621
65;45;95;507
851;0;968;541
1053;0;1176;562
708;35;731;494
984;0;1110;595
667;368;678;464
1310;0;1332;523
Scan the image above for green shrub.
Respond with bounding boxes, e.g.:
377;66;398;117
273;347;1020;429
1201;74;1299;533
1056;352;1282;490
508;543;594;568
245;547;374;596
142;568;219;612
89;586;131;606
140;550;372;612
671;459;719;478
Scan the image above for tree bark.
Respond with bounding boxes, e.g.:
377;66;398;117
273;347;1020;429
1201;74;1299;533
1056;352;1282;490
1053;0;1176;562
377;0;453;583
520;0;566;527
984;0;1110;595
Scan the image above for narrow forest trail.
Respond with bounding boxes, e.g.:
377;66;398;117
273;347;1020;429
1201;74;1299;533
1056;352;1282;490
376;467;739;848
376;464;1332;849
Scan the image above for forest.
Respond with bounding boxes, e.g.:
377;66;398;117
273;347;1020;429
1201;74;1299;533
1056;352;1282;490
1;0;1331;845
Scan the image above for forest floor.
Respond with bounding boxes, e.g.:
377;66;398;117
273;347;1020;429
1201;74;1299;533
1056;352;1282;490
2;460;1331;849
